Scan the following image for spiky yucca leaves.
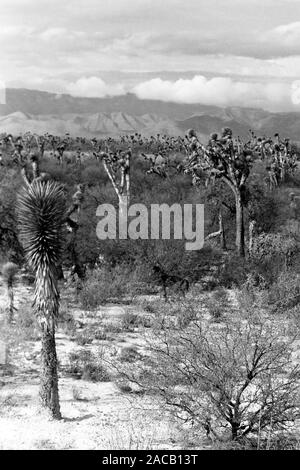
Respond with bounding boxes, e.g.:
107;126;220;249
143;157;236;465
17;180;66;419
17;180;66;329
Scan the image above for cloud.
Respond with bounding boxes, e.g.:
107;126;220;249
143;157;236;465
133;75;296;110
2;0;300;112
291;80;300;105
66;76;126;98
102;26;300;62
268;21;300;39
259;22;300;58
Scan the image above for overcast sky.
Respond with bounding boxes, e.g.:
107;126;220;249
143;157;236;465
1;0;300;111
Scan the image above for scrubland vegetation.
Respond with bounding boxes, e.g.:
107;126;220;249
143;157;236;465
0;129;299;449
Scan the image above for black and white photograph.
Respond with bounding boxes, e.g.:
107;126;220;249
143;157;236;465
0;0;299;454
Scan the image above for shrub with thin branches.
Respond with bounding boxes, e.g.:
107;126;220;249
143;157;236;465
119;308;300;444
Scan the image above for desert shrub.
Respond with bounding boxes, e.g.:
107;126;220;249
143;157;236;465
205;299;223;321
72;324;109;344
217;255;248;288
66;349;110;382
74;330;94;346
121;311;151;331
81;362;110;382
258;433;300;450
58;310;77;336
0;169;24;264
116;381;133;394
267;271;300;313
18;306;36;330
103;322;123;335
121;309;300;444
211;288;229;303
216;432;300;450
93;328;108;341
141;302;157;314
250;232;299;285
79;264;143;309
9;306;39;341
0;306;39;375
175;303;199;328
1;262;18;286
72;386;86;401
205;288;230;321
201;279;218;291
19;267;35;285
121;312;139;332
119;346;141;363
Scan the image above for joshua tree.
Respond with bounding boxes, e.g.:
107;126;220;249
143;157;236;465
2;261;18;324
17;180;66;419
65;184;86;279
184;128;255;257
91;139;131;214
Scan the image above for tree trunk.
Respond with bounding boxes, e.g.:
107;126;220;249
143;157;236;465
235;191;245;257
55;264;65;281
231;422;240;441
218;210;227;250
248;219;256;258
39;325;61;420
7;285;14;324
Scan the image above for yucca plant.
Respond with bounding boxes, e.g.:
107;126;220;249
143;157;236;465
2;261;18;323
17;180;66;419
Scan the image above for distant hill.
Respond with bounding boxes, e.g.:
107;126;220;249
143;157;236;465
0;88;300;141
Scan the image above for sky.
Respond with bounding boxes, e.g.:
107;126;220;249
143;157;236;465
1;0;300;111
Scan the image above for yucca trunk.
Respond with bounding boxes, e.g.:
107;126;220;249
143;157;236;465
40;324;61;419
34;262;62;419
7;283;14;324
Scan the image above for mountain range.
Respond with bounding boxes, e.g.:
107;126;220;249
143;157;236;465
0;88;300;141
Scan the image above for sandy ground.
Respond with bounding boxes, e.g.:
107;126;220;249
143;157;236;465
0;277;201;450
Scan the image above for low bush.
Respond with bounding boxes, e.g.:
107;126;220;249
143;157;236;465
66;349;111;382
120;307;300;444
217;255;248;288
79;264;143;309
205;288;229;321
267;271;300;313
119;346;141;363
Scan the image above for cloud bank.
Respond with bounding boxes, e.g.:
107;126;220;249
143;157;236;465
36;74;299;112
132;76;296;110
1;1;300;111
67;77;125;98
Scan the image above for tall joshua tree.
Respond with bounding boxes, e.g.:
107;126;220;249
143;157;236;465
17;180;66;419
91;139;131;214
185;128;254;257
